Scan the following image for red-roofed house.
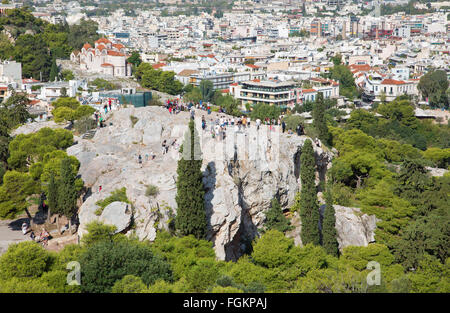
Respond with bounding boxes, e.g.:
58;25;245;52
71;38;132;77
364;76;419;102
152;63;166;70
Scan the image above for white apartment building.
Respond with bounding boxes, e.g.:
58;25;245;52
0;60;22;89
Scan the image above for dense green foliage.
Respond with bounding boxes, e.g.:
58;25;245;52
199;80;214;102
312;92;330;145
89;78;120;91
328;65;357;99
95;187;130;216
296;139;321;245
55;158;79;222
0;127;82;219
262;198;292;233
250;102;281;121
417;70;449;109
134;62;183;95
175;119;207;239
322;188;339;257
51;97;95;123
0;8;99;81
346;99;450;150
79;240;173;293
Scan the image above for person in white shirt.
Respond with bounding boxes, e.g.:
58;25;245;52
256;119;261;130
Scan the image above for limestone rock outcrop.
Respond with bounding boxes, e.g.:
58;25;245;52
68;106;378;260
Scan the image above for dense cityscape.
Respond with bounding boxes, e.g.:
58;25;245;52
0;0;449;299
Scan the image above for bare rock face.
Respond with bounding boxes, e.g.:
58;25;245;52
426;167;448;177
99;201;132;233
333;205;378;248
69;106;378;261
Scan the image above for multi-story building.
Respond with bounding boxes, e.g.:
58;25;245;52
364;77;419;102
189;73;234;90
231;80;302;109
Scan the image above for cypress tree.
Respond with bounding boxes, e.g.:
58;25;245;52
322;186;339;256
264;198;292;233
175;119;206;239
56;158;78;229
312;92;330;145
299;139;321;245
46;173;58;223
49;58;58;82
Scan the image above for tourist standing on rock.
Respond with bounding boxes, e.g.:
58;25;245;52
138;154;142;164
282;120;286;133
162;140;167;154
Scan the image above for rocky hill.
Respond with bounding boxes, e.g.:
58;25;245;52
67;106;378;260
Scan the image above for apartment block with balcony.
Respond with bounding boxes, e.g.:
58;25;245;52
233;80;301;109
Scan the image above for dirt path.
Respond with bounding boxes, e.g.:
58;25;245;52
0;218;31;256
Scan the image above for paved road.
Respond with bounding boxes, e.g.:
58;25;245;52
0;219;30;255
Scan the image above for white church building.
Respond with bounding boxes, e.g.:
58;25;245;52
70;38;132;77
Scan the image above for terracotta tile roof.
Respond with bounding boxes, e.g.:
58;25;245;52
245;64;260;69
107;51;125;56
82;43;92;50
381;79;406;85
152;63;166;69
101;63;114;67
349;64;371;72
112;43;125;49
302;89;317;93
22;78;40;83
96;38;111;44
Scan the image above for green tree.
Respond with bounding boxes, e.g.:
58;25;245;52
0;170;36;219
394;211;449;270
79;240;173;293
0;241;50;279
55;157;78;230
250;102;281;121
184;86;202;103
127;51;142;68
321;187;339;256
175;119;206;239
61;69;74;81
46;172;58;223
263;198;292;233
298;139;320;245
312;92;330;145
81;221;118;246
331;53;342;66
329;65;357;99
199;79;214;102
49;58;58;82
111;275;148;293
418;70;449;108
